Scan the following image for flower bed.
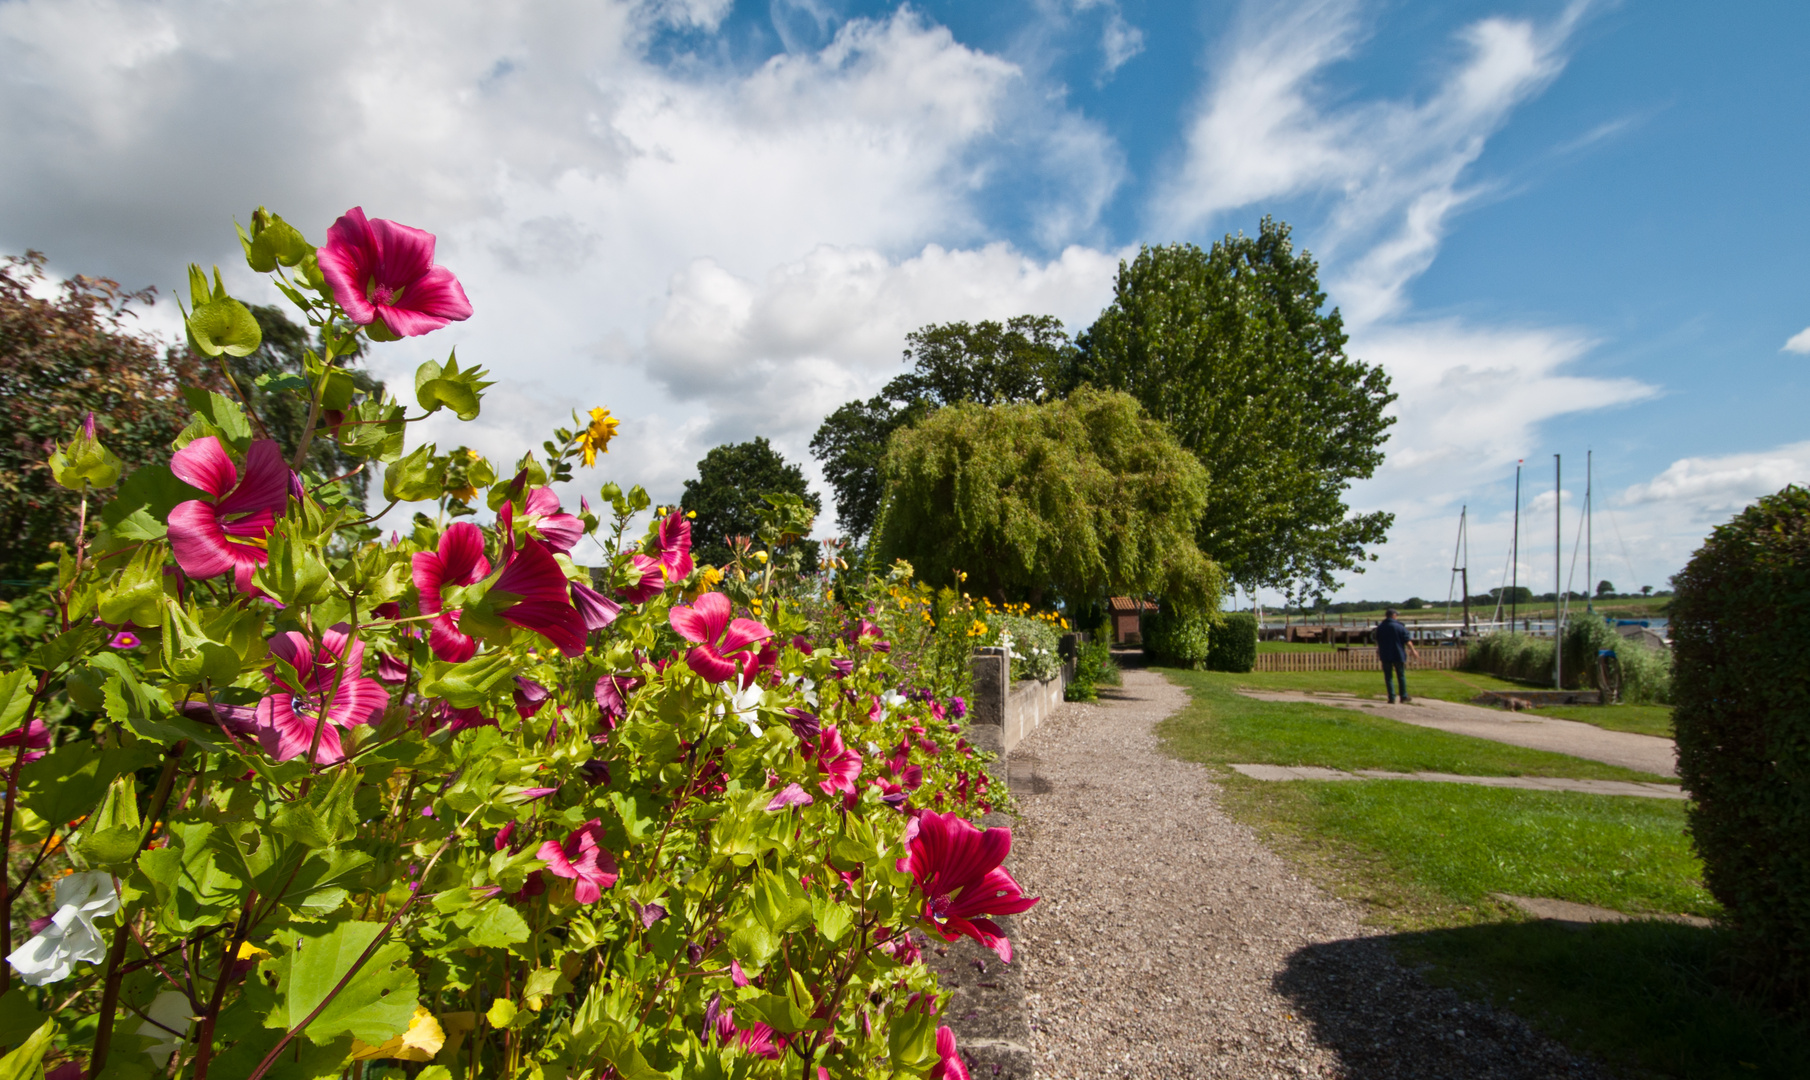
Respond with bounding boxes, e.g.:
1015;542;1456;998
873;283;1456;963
0;206;1033;1078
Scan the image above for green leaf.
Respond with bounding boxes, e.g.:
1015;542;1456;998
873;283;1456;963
98;542;169;628
382;443;444;504
246;212;312;272
0;989;49;1051
189;296;264;358
176;388;254;449
24;626;105;673
417;654;513;709
463;903;530;949
271;768;361;849
48;429;125;492
414;351;493;422
750;870;811;933
21;739;150;828
272;922;418;1046
252;526;330;608
334;398;407;463
812;895;854;943
889;1001;940;1074
74;772;142;868
0;1019;53;1080
100;465;206;541
0;670;31;737
138;821;245;932
484;998;517;1029
725;923;777;968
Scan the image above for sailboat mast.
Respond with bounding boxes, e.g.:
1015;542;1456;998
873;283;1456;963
1554;454;1562;689
1512;461;1521;629
1460;506;1471;632
1587;450;1594;614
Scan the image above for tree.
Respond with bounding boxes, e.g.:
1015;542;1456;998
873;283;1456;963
1060;219;1397;596
1642;585;1653;597
1596;579;1616;598
680;437;822;569
0;252;215;590
810;316;1073;543
877;388;1221;611
224;305;382;505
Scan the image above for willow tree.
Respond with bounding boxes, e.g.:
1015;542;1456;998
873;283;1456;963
876;387;1221;611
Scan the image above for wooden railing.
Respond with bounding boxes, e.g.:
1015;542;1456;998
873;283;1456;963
1251;645;1469;672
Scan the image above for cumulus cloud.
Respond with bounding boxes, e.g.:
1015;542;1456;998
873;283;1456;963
1156;0;1585;325
1618;441;1810;516
1783;327;1810;354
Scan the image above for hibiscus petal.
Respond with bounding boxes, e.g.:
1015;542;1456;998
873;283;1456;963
168;499;237;579
621;554;663;603
684;644;738;684
255;695;345;764
412;551;448;618
493;539;575;606
720;617;773;656
499;599;588;658
327;676;392;729
570;580;621;631
169;436;238;498
667;602;713;644
438;522;491;585
265;631;314;690
319;207;380;324
428;613;478;663
385;263;472;331
215;440;292;518
366;216;437;295
319;622;367;677
765;783;815;811
533;512;584;553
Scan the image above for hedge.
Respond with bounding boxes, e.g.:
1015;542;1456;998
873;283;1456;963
1672;485;1810;1008
1464;614;1671;705
1206;611;1257;672
1142;607;1211;668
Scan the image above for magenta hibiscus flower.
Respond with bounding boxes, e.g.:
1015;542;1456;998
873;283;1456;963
620;554;664;603
520;487;583;552
253;624;391;764
488;537;588;657
815;724;863;800
667;592;771;684
902;811;1039;962
537;819;618;903
930;1027;971;1080
412;522;491;663
0;720;51;764
316;207;472;338
166;437;292;585
654;511;693;581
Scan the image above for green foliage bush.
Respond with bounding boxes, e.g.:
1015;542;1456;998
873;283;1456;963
1206;611;1257;672
1466;615;1671;705
1465;631;1554;684
997;612;1062;682
1065;636;1119;702
1143;607;1212;668
1671;485;1810;1007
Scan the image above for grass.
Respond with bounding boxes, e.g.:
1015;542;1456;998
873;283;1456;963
1152;667;1810;1080
1157;668;1668;782
1530;703;1674;738
1225;665;1533;704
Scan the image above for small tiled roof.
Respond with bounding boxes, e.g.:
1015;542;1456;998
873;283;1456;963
1108;596;1156;613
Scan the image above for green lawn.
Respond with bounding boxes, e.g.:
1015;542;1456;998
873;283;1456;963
1156;668;1667;782
1152;667;1809;1080
1530;703;1673;739
1225;665;1531;704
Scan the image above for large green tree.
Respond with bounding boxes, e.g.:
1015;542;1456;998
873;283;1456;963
810;315;1073;543
0;253;211;589
877;388;1221;611
1061;218;1396;596
680;437;823;568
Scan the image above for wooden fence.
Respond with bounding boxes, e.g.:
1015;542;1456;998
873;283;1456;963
1251;646;1469;672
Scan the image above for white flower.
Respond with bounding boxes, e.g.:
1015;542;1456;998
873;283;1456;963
136;989;195;1067
883;691;907;709
7;871;119;986
728;681;765;736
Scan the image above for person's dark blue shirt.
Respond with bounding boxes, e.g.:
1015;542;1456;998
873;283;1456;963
1375;617;1411;664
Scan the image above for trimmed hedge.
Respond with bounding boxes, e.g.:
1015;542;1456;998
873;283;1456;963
1143;607;1212;668
1207;611;1257;672
1464;614;1672;705
1672;485;1810;1009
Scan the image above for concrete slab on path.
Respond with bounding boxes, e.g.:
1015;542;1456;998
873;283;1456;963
1235;689;1678;778
1493;893;1713;929
1228;762;1685;799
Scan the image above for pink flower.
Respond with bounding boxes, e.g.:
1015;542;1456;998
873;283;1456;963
654;511;693;581
537;819;618;903
316;206;472;338
569;579;621;632
376;652;410;684
0;720;51;764
488;537;588;657
513;676;549;719
520;487;583;552
902;811;1039;962
815;725;863;800
593;674;639;729
620;554;664;603
107;631;139;649
764;783;814;812
930;1027;971;1080
253;624;391;764
667;592;771;684
412;522;491;663
167;438;292;586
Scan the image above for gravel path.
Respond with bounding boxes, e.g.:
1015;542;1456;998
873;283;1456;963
1234;689;1677;777
1009;668;1608;1079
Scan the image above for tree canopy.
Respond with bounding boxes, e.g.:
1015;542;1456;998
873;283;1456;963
1060;219;1396;596
810;315;1072;543
0;253;210;589
679;437;823;568
877;387;1221;611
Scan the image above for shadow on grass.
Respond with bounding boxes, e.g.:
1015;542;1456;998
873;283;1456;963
1275;920;1810;1080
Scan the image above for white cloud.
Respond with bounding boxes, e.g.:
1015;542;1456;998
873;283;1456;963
1619;441;1810;516
1783;326;1810;354
1156;0;1585;325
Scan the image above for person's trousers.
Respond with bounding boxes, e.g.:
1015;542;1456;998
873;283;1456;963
1383;660;1407;701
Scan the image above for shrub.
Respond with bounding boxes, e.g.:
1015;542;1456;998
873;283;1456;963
996;612;1062;682
1672;485;1810;1007
1143;606;1212;668
1206;611;1257;672
1465;632;1554;684
1065;636;1119;701
1467;616;1671;705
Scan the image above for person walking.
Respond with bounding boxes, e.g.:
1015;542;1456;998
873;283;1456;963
1375;608;1419;704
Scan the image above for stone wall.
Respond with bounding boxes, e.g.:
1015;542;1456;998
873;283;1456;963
967;635;1079;756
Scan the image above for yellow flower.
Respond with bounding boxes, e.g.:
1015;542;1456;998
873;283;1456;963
750;597;764;614
687;510;697;519
755;551;769;564
447;483;478;505
350;1007;445;1062
967;619;989;637
578;407;619;467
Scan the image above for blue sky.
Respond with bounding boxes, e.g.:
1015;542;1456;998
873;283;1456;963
1;0;1804;602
